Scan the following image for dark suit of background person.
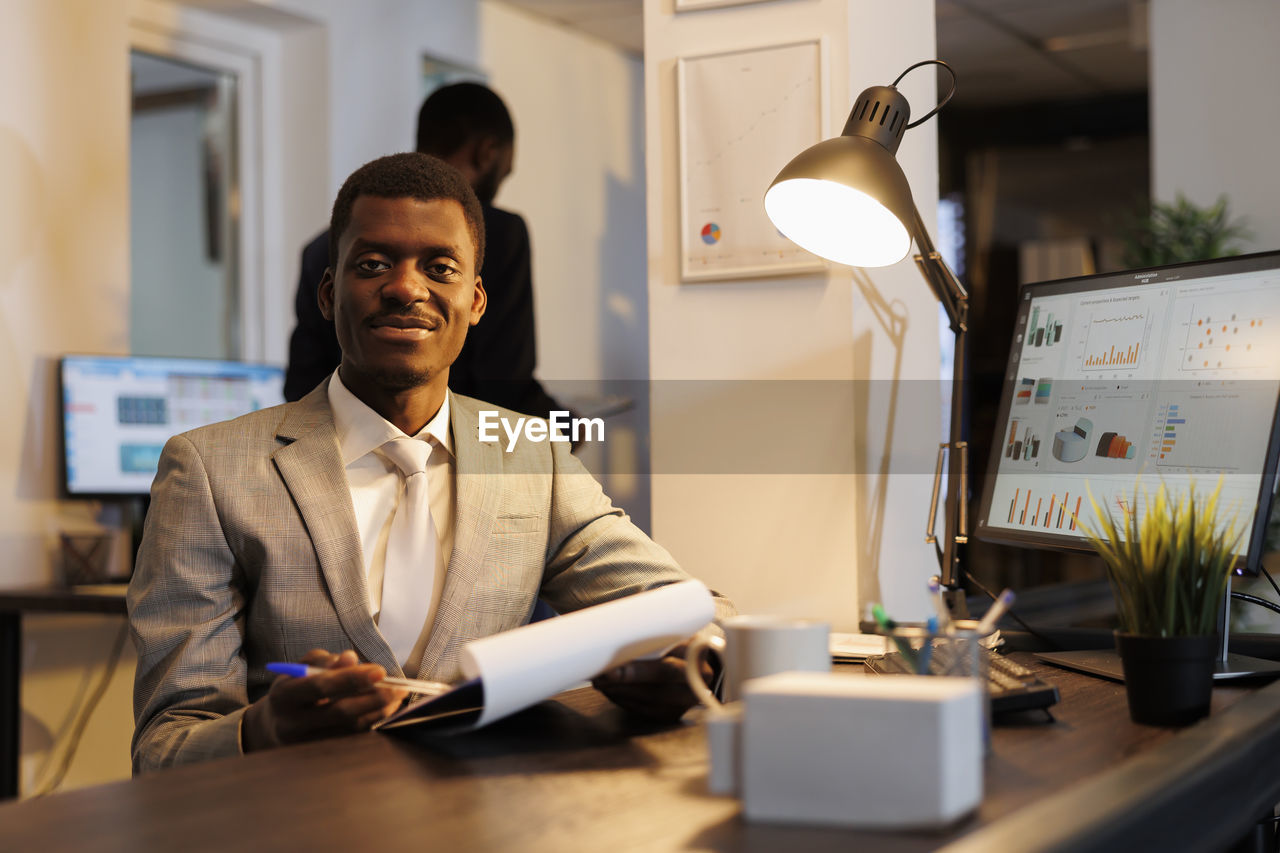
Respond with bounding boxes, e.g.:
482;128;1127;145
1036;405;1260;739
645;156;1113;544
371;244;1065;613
284;82;562;419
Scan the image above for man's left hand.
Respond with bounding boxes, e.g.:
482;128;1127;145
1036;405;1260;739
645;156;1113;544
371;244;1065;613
591;641;712;723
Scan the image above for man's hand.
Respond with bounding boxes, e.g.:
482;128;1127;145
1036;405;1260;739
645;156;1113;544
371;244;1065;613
591;641;713;723
243;649;409;752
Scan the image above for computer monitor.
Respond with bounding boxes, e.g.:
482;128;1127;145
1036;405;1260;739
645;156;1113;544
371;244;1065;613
60;354;285;497
974;251;1280;679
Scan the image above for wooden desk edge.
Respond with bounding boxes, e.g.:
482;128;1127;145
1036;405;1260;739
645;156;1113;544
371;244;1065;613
942;676;1280;853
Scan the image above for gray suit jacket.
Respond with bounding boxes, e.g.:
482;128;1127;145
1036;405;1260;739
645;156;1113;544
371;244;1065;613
129;384;728;773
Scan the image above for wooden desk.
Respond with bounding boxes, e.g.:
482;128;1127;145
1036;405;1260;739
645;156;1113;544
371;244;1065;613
1;657;1279;851
0;586;129;799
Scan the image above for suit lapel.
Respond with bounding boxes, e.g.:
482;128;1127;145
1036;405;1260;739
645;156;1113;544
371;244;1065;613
273;385;400;674
417;396;502;676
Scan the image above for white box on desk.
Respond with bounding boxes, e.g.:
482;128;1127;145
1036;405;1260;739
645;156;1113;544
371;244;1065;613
740;671;983;829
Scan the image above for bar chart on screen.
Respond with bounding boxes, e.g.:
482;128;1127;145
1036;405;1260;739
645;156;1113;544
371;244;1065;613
1004;486;1084;531
1081;311;1149;370
1152;401;1184;464
1152;387;1276;470
1026;305;1064;348
1005;420;1042;461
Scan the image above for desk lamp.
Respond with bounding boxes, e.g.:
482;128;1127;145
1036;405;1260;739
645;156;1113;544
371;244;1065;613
764;60;969;600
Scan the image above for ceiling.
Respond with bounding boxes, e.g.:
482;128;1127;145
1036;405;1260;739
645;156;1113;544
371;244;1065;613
497;0;1149;108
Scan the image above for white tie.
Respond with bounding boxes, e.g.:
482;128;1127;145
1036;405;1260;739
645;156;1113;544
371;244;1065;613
378;437;436;667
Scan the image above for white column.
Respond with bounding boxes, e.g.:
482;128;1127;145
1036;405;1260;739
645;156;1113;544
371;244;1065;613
643;0;941;625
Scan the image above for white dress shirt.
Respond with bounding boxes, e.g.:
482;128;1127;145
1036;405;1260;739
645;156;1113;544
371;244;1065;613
327;371;456;674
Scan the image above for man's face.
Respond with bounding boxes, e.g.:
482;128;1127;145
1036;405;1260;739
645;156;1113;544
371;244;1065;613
472;140;514;206
318;195;486;396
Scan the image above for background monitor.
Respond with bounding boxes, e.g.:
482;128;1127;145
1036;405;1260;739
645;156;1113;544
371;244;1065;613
60;354;285;497
976;251;1280;575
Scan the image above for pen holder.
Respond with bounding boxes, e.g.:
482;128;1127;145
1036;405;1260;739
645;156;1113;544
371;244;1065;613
879;626;986;677
878;626;991;749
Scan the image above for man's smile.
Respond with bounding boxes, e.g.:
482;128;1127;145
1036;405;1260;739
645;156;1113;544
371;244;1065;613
368;313;440;341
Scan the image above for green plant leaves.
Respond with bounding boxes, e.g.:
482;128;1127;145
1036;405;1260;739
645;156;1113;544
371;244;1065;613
1120;193;1252;269
1079;479;1243;636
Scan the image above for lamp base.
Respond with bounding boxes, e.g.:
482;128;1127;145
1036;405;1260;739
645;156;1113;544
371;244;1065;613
944;586;969;619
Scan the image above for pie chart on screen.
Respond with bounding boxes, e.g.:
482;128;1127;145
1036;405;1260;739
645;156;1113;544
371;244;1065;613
700;223;721;245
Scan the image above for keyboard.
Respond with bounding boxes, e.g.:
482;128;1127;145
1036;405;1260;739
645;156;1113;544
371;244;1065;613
863;645;1061;715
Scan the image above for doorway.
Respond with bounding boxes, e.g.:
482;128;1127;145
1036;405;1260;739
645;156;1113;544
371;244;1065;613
129;50;239;360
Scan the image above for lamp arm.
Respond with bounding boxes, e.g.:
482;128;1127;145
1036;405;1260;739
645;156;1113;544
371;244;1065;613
909;203;968;329
935;297;970;596
906;203;970;596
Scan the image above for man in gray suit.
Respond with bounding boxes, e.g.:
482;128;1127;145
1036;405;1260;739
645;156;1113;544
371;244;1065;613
128;152;732;773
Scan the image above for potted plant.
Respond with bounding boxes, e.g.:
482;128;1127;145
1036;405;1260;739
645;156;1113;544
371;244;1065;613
1080;480;1243;726
1120;193;1251;269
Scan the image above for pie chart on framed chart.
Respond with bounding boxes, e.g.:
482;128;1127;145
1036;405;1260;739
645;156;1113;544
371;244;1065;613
700;223;721;245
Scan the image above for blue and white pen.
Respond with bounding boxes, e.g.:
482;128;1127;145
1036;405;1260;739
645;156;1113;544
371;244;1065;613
265;662;451;695
917;616;939;674
974;589;1015;637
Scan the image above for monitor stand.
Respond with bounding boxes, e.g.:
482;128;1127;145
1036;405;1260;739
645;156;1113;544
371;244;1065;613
1036;590;1280;682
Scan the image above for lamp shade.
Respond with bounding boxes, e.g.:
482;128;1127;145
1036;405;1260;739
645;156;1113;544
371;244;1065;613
764;135;917;268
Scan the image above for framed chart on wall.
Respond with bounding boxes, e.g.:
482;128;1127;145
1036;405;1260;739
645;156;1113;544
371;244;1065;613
677;39;827;282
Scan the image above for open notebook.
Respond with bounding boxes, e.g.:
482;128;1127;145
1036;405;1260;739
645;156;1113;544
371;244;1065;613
373;579;717;734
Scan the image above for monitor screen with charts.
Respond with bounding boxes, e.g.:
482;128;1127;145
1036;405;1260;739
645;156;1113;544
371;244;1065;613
61;354;285;497
976;251;1280;572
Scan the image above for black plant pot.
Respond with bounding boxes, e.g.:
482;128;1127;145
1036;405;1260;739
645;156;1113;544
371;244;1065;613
1114;632;1217;726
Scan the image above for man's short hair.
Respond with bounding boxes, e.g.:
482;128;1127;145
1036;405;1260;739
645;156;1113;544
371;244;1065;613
415;82;514;158
329;152;486;272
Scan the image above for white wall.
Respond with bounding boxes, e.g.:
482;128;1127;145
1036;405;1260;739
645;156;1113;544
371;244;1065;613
644;0;942;627
0;4;131;584
1;0;134;795
479;1;651;526
266;0;481;201
1150;0;1280;253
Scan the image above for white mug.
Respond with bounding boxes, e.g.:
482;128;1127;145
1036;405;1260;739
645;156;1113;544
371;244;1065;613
703;704;742;796
685;615;830;707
